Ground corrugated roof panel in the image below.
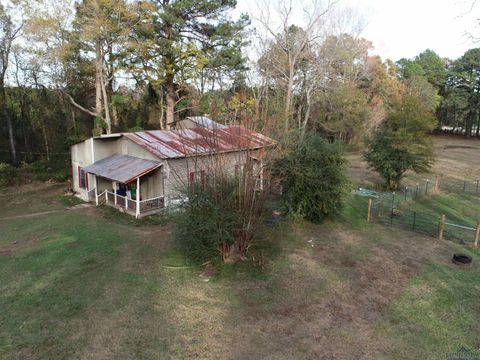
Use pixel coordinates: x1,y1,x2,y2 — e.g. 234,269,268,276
83,154,162,183
186,116,228,129
121,124,274,160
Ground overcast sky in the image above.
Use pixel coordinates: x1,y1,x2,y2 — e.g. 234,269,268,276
235,0,479,61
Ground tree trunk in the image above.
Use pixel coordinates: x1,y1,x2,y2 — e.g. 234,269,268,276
165,74,175,129
465,110,473,138
41,120,50,162
100,70,112,134
95,39,103,134
476,110,480,137
301,90,312,138
111,103,119,129
5,108,17,164
0,86,16,164
284,64,294,132
71,108,77,132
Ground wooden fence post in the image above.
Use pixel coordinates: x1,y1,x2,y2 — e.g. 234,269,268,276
367,198,372,223
438,214,446,241
434,176,440,192
475,221,480,247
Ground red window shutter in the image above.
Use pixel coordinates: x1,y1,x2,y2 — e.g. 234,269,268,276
200,170,205,185
189,171,195,185
85,173,89,191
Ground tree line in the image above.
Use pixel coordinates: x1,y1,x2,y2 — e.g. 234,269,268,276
0,0,478,169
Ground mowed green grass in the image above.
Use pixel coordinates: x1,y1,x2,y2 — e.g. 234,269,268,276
404,192,480,226
378,250,480,359
0,186,480,358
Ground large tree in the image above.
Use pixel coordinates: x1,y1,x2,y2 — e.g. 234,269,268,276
0,3,23,164
447,48,480,137
72,0,140,134
397,49,446,90
135,0,248,129
364,77,438,189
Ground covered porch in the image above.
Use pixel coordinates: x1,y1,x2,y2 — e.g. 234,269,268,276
83,154,165,218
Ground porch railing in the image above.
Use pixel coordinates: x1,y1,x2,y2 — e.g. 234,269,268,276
140,196,165,213
95,190,164,216
97,190,106,205
87,188,97,202
127,198,136,212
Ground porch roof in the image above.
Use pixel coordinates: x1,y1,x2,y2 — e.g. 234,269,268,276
83,154,162,184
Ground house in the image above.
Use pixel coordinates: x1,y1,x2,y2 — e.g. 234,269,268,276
71,117,273,218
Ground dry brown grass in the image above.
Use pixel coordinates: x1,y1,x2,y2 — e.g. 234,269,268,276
348,135,480,188
199,223,459,360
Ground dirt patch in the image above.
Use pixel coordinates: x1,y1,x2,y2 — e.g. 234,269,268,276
223,225,457,360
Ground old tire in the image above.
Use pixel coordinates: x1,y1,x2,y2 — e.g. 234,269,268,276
452,253,472,265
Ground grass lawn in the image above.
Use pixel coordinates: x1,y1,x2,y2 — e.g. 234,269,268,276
1,135,480,359
402,193,480,225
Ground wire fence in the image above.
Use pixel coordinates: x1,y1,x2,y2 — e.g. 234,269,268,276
368,196,480,246
355,178,439,209
356,177,480,205
439,178,480,196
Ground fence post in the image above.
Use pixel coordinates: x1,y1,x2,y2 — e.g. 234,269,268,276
415,184,419,199
463,180,467,193
438,214,446,241
367,198,372,223
390,193,395,226
434,176,440,192
412,211,417,231
425,180,430,195
476,180,479,195
475,221,480,247
404,187,408,201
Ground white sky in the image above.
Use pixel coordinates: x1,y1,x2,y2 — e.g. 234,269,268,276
235,0,479,61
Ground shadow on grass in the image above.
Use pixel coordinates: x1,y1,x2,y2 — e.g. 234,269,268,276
212,218,295,282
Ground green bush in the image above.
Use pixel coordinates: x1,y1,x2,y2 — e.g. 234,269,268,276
174,181,239,264
174,168,268,264
0,163,18,187
274,132,350,223
27,160,71,182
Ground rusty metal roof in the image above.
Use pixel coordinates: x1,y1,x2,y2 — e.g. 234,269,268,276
83,154,162,184
122,125,274,159
185,116,228,129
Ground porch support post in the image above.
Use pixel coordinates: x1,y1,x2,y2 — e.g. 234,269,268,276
259,164,264,191
114,181,117,206
95,175,99,206
136,177,140,218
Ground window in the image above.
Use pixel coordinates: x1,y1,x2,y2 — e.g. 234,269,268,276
78,166,88,189
189,170,205,186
